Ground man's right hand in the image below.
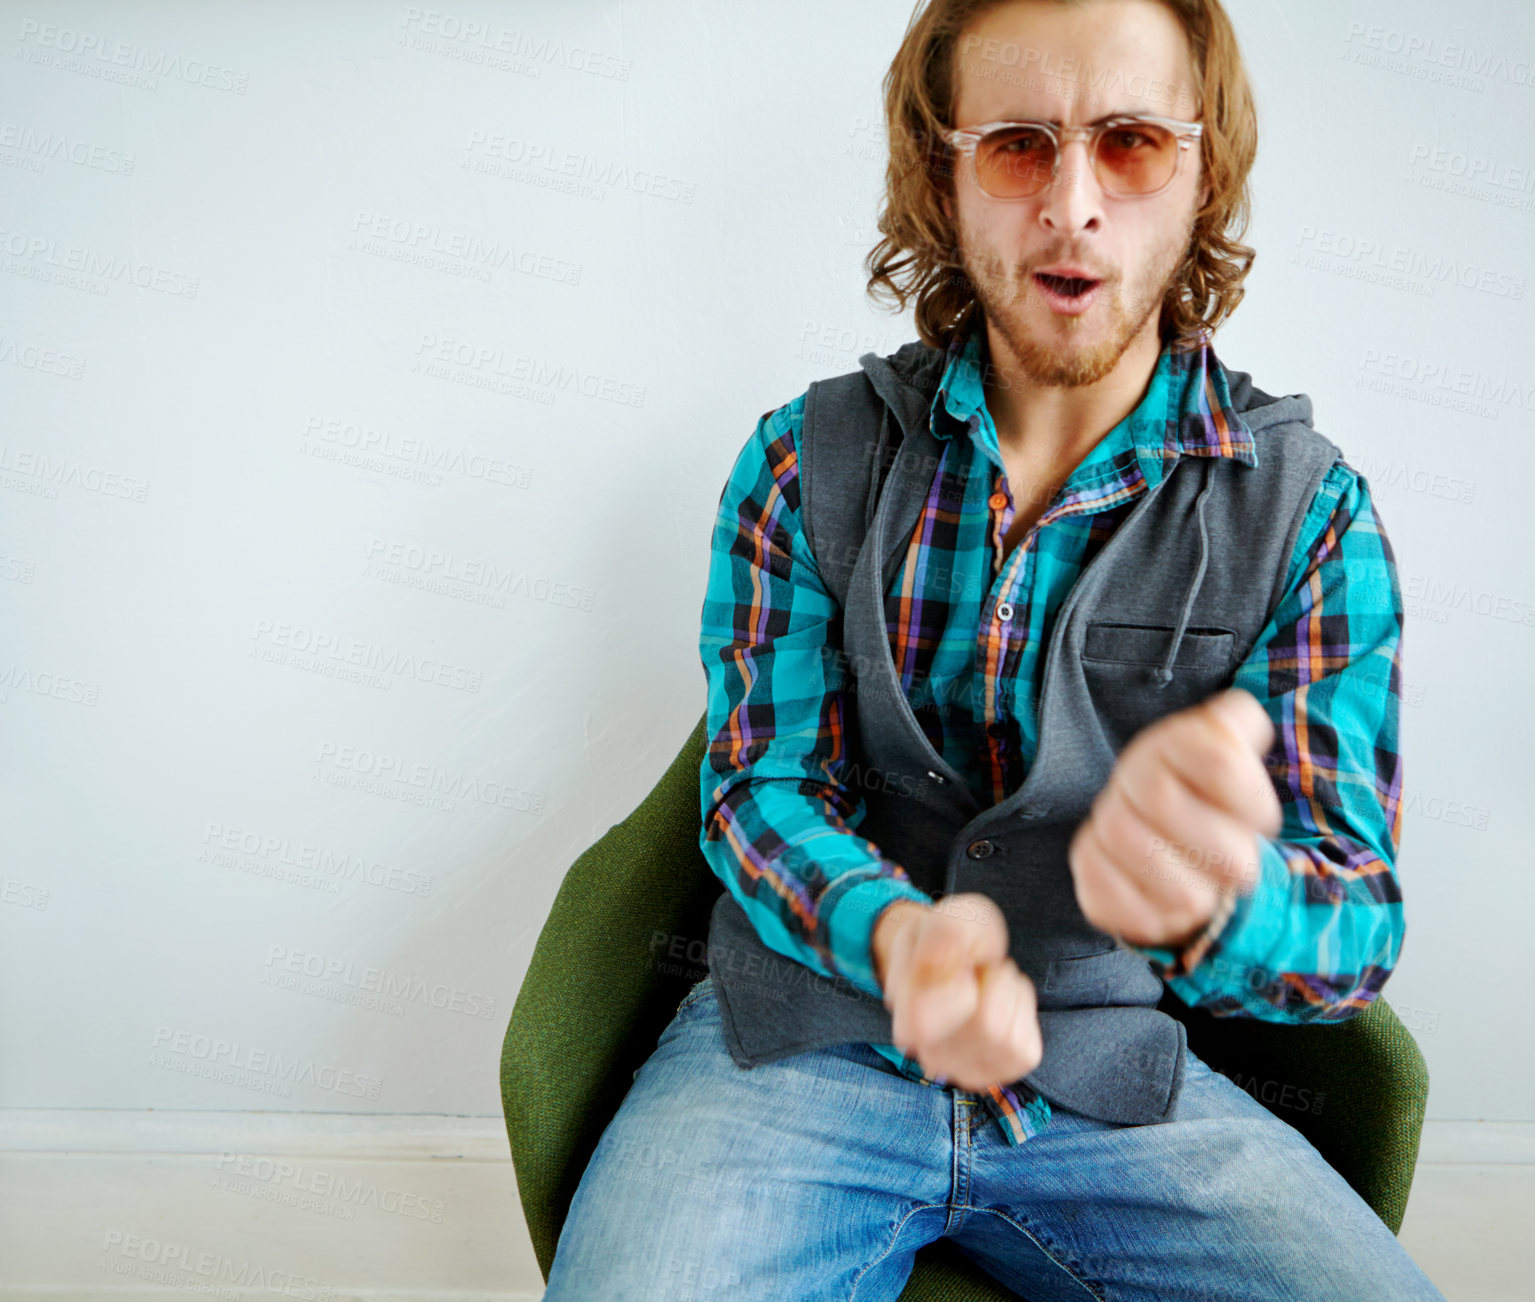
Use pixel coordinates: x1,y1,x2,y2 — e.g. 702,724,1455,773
871,893,1043,1093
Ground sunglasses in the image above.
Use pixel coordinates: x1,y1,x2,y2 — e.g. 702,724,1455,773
941,115,1204,200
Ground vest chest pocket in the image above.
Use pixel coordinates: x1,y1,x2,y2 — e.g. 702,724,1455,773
1080,621,1237,753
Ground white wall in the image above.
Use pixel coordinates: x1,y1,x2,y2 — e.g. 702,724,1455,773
1,0,1530,1296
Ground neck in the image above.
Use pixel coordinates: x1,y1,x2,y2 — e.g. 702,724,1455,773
980,317,1164,471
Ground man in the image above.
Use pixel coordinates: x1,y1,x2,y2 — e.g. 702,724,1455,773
542,1,1445,1298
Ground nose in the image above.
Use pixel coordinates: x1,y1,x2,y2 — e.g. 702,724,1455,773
1040,137,1103,235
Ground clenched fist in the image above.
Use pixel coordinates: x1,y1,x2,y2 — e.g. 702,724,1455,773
871,892,1043,1092
1068,686,1283,951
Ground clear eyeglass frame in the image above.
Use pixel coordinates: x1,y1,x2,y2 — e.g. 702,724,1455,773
940,115,1204,200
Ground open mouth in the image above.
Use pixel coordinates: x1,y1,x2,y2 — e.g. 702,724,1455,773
1035,272,1100,297
1033,271,1103,314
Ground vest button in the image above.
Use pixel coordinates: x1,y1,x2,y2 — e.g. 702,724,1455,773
966,839,995,860
926,770,947,784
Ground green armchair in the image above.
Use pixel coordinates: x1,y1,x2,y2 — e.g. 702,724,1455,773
501,713,1430,1300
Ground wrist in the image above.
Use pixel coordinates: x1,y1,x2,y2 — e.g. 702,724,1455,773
872,899,927,991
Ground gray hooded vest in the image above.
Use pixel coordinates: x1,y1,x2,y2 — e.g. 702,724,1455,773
706,337,1342,1126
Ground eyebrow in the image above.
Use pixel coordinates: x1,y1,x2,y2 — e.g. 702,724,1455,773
994,110,1154,125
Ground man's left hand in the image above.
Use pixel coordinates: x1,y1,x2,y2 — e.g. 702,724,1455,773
1067,687,1284,950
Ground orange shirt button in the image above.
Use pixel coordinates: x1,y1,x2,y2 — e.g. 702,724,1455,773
987,492,1008,510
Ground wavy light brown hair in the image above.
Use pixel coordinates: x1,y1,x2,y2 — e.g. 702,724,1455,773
864,0,1258,353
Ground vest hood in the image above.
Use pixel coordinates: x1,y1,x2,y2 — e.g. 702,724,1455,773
1222,365,1316,434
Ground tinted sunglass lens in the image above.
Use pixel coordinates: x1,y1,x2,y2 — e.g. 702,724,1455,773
976,126,1055,198
1095,122,1178,194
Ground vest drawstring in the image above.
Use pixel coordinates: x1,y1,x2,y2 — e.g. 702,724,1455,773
1153,462,1215,690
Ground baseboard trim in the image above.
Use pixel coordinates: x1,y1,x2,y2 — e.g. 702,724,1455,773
0,1110,543,1300
0,1109,511,1159
1414,1119,1535,1165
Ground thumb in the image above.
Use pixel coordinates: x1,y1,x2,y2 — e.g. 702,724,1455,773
913,901,996,985
912,926,968,985
1207,687,1274,756
1206,687,1283,835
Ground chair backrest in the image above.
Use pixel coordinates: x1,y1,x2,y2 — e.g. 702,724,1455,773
501,712,718,1281
501,712,1430,1290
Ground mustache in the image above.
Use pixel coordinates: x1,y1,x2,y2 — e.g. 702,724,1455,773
1025,264,1112,280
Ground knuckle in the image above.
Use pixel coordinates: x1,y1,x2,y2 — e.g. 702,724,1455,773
1147,761,1182,810
1015,1020,1042,1069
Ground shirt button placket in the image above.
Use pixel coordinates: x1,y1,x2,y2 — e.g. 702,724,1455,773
988,484,1010,574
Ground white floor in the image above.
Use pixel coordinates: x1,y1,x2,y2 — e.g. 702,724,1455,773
0,1111,1528,1300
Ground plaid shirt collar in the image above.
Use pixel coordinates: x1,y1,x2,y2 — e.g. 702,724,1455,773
928,311,1259,492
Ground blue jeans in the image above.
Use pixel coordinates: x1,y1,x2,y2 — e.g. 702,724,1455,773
542,974,1445,1301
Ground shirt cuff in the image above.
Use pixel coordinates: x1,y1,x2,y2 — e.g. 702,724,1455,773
818,872,933,1001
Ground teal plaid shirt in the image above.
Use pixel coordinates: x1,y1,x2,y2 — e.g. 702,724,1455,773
698,317,1405,1146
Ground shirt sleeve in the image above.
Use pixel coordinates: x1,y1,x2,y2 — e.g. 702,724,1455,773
698,396,933,1001
1126,458,1406,1023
